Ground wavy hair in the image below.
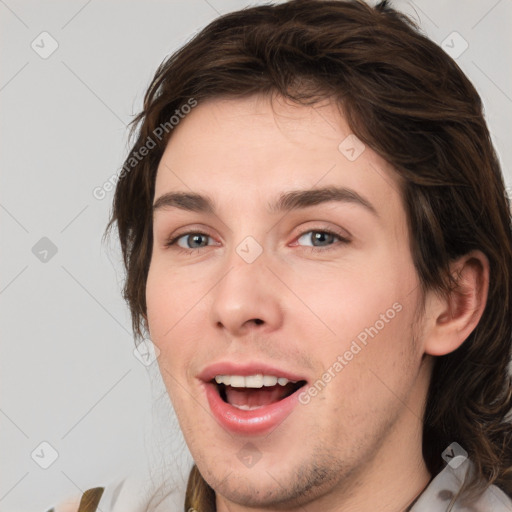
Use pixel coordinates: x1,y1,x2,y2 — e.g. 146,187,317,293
106,1,512,510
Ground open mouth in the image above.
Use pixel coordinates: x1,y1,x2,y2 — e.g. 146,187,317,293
212,375,307,411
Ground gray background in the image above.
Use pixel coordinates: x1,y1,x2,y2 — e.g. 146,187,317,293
1,0,511,510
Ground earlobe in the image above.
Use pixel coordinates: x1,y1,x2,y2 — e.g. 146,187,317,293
423,250,490,357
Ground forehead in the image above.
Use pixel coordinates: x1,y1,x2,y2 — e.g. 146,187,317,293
154,94,403,218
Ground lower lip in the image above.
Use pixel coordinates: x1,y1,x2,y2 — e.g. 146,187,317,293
203,382,303,435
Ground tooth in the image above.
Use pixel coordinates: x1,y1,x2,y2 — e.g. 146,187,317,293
232,403,263,410
214,374,299,387
262,375,278,386
230,375,246,387
245,374,264,388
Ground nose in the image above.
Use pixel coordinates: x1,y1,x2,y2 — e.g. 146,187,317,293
209,246,284,337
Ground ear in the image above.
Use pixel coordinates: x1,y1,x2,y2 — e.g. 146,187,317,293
422,250,490,356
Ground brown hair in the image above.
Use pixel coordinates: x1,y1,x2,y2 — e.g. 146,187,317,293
106,1,512,510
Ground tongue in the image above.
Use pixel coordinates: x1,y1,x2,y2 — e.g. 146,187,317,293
225,384,294,409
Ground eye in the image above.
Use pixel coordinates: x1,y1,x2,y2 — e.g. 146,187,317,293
294,228,349,251
166,232,216,251
164,227,349,254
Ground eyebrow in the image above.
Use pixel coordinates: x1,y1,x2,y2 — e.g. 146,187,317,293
152,186,378,217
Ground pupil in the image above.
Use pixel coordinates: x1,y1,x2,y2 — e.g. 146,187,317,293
313,231,333,246
190,234,206,247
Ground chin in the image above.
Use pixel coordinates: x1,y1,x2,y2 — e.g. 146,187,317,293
196,446,346,510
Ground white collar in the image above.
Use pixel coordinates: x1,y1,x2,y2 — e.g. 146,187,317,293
411,458,512,511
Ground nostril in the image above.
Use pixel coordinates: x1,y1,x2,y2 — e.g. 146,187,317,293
253,319,264,325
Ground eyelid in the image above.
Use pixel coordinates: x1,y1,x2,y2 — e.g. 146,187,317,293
289,227,351,253
290,223,351,244
165,229,219,249
164,223,218,243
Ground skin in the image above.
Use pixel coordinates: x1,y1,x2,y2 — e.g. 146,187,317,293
145,94,489,512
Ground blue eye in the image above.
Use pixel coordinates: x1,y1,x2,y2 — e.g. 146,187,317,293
297,230,340,247
169,233,213,250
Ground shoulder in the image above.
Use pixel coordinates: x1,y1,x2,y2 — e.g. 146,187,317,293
50,487,105,512
48,470,186,512
47,496,81,512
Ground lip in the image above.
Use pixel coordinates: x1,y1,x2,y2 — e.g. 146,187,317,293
199,361,308,435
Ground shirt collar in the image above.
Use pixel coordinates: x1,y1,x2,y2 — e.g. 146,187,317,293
411,458,512,511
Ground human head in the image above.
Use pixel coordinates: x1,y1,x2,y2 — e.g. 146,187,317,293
107,0,512,510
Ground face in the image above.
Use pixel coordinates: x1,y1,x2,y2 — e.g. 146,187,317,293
146,95,430,509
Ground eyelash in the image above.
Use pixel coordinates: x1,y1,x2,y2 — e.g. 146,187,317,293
164,227,350,255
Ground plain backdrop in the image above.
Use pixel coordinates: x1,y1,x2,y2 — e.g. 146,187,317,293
1,0,511,510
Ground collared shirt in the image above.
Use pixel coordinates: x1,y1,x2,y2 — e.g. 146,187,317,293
411,458,512,511
48,459,512,512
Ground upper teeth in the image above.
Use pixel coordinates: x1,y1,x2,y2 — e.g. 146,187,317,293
214,374,296,388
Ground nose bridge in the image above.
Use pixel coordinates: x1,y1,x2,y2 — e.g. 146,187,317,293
209,234,283,334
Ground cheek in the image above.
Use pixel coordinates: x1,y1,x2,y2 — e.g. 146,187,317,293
145,259,200,338
324,291,420,416
145,259,221,397
292,249,417,346
145,263,194,367
290,250,421,412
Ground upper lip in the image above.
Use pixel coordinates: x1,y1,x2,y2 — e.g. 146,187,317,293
198,361,309,383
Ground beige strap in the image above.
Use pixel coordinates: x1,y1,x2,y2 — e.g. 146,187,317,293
77,487,105,512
